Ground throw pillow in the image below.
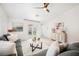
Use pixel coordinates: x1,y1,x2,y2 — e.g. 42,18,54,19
46,41,60,56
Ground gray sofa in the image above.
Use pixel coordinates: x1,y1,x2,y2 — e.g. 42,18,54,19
15,40,79,56
58,42,79,56
33,49,48,56
32,42,79,56
15,39,23,56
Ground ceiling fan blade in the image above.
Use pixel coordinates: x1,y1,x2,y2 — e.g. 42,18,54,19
44,3,49,8
33,3,50,13
33,7,44,9
46,9,50,12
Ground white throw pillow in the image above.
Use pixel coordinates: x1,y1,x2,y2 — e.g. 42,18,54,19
0,41,17,56
7,33,18,42
46,41,60,56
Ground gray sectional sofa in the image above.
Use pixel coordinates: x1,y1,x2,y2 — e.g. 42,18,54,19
15,39,79,56
15,39,23,56
1,36,79,56
58,42,79,56
32,42,79,56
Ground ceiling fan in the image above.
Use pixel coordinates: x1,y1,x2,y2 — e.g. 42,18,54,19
34,3,50,12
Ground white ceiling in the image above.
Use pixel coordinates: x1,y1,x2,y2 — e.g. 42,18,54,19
1,3,79,22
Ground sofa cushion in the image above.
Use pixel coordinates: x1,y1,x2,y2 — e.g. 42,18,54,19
46,41,60,56
0,36,7,41
58,50,79,56
7,54,16,56
0,41,17,56
0,34,10,41
33,49,48,56
67,42,79,50
15,39,23,56
7,33,18,42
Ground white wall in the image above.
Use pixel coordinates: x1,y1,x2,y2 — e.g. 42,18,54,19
0,5,9,36
42,5,79,44
8,18,42,41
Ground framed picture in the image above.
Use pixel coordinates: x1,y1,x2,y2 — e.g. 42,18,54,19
28,24,37,35
11,22,23,32
33,27,36,35
12,26,23,32
28,24,32,35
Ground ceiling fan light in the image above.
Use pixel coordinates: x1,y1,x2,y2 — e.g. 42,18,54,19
43,8,47,11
